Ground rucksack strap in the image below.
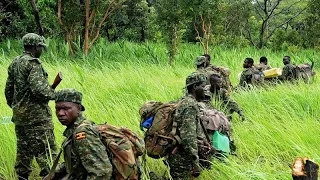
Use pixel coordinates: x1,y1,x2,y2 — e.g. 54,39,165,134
48,135,72,179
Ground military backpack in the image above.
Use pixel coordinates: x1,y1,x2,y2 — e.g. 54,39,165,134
294,62,315,82
97,124,145,180
139,101,181,159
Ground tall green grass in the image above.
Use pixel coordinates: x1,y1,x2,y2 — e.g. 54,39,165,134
0,39,319,179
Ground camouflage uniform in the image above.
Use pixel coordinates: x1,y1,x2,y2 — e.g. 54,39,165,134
239,67,256,87
195,56,232,91
204,85,243,120
254,63,271,71
55,89,113,180
279,64,297,81
4,33,57,178
165,73,207,180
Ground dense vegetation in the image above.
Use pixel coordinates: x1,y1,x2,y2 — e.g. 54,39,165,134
1,0,320,54
0,40,319,179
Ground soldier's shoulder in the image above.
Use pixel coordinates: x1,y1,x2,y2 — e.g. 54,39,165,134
177,95,198,110
74,120,96,134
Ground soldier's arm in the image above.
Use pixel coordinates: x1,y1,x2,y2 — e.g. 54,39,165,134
279,66,289,80
178,105,200,167
239,71,248,87
5,64,14,108
28,59,55,101
221,90,242,115
74,125,112,180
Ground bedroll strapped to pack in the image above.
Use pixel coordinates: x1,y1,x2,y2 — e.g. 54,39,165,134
139,101,181,159
97,124,145,180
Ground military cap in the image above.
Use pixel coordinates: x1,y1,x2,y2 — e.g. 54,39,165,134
55,88,85,111
22,33,47,47
186,73,207,87
195,56,206,65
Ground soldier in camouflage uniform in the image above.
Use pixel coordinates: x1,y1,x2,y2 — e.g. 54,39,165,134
238,57,258,88
165,73,208,179
254,56,271,71
279,56,297,81
195,55,232,92
205,74,245,121
4,33,57,179
50,88,113,179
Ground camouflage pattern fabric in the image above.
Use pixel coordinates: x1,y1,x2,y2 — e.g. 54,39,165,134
196,64,232,92
15,123,57,177
97,124,145,180
166,95,205,179
239,67,256,87
279,64,298,81
254,63,271,71
62,115,113,180
55,88,85,111
5,47,56,178
22,33,47,47
194,56,206,66
5,52,55,125
204,85,243,119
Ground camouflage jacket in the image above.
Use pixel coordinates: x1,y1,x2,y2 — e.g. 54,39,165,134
254,63,271,71
171,95,206,168
5,52,55,126
62,115,113,180
239,67,256,87
279,64,297,81
196,65,232,91
204,85,242,115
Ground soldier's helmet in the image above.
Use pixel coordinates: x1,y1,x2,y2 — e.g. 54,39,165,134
195,56,206,66
186,72,207,87
22,33,47,47
55,88,85,111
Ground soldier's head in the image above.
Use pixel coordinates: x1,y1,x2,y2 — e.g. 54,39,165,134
22,33,47,58
55,88,85,126
195,56,208,68
186,73,207,101
243,57,254,68
283,56,291,65
260,56,268,65
203,54,211,65
209,73,222,91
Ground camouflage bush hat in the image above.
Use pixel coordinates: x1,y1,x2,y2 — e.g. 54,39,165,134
186,73,207,87
55,88,85,111
22,33,47,47
195,56,206,65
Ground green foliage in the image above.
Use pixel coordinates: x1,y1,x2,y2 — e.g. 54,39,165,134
0,40,319,179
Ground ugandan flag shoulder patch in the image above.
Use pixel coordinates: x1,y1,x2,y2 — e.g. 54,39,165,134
75,132,86,140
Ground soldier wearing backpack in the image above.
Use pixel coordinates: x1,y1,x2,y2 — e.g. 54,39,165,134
166,73,209,179
45,88,113,180
254,56,271,71
279,56,297,81
195,54,232,92
238,57,263,88
205,74,245,121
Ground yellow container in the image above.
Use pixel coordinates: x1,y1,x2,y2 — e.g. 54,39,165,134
263,68,282,79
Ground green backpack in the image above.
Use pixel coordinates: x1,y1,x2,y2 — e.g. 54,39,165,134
139,101,181,159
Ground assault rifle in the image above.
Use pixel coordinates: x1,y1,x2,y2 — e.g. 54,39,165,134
51,72,63,89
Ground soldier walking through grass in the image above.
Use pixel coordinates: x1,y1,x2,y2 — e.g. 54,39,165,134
4,33,57,179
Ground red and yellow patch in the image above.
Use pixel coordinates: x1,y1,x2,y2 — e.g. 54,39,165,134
75,132,86,140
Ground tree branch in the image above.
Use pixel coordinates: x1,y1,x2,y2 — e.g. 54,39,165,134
267,7,307,39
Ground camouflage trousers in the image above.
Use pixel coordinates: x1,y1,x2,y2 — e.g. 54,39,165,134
166,152,194,180
15,123,57,178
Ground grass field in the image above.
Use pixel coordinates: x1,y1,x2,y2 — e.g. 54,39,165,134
0,39,319,179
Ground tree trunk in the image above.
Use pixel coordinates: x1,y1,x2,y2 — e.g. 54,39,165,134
29,0,44,35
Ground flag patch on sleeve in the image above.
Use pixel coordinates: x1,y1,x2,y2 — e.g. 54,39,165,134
75,132,86,140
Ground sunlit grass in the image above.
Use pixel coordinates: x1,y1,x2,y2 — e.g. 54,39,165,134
0,39,319,179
